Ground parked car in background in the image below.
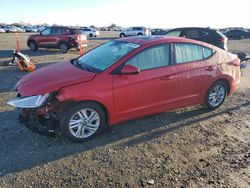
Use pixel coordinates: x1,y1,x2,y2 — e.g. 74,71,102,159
8,36,240,141
22,26,38,32
37,26,47,32
119,27,151,37
165,27,228,51
14,26,25,33
223,29,250,39
100,27,108,31
4,26,18,33
151,28,167,35
27,26,87,53
80,28,100,37
0,28,5,33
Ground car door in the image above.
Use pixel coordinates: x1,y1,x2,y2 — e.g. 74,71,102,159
38,27,52,46
171,43,205,106
49,27,62,46
126,27,134,36
113,44,176,120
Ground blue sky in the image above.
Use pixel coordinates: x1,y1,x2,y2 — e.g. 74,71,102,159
0,0,249,28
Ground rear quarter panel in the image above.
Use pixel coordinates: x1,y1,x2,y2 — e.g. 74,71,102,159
199,48,240,103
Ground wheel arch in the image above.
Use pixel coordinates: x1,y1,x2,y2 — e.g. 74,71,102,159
120,33,126,37
213,78,231,95
27,39,37,46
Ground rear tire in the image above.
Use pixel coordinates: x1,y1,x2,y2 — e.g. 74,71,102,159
89,33,93,38
205,81,227,110
59,43,69,53
137,33,143,36
120,33,126,38
28,41,38,51
59,102,107,142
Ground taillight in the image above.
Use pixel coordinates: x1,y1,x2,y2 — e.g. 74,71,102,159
218,37,224,42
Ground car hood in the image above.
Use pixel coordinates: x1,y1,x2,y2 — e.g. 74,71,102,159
16,61,96,96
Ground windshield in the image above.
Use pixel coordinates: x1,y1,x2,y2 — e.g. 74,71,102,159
77,41,140,72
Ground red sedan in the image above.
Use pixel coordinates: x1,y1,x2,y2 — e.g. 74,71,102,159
8,36,241,141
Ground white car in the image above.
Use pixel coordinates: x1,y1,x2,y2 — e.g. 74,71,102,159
4,26,18,33
119,27,151,37
0,28,5,33
14,27,25,33
80,28,100,37
22,26,37,32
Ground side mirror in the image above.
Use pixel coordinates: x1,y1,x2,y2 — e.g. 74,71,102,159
120,64,140,75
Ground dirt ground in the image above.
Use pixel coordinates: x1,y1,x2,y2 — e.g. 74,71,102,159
0,32,250,188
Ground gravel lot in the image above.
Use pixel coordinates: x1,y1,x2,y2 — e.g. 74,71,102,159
0,33,250,187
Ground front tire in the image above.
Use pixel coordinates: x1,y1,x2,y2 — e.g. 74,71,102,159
60,102,106,142
28,41,38,51
205,81,227,110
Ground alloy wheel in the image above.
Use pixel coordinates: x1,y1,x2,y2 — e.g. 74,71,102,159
68,108,100,139
208,84,226,107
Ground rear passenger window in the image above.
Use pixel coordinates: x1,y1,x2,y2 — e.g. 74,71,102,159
203,47,213,59
126,44,170,70
166,30,181,37
175,43,203,64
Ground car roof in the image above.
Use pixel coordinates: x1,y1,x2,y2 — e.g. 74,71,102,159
115,36,213,47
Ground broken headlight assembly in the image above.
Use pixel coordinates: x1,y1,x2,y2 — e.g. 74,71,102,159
7,93,51,109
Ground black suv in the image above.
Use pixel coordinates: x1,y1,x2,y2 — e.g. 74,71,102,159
223,29,250,39
165,27,228,51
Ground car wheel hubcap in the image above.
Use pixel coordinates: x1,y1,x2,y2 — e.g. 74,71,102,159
208,85,225,107
60,44,67,52
69,108,100,138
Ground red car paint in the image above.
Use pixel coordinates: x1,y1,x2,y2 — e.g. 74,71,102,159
16,36,241,125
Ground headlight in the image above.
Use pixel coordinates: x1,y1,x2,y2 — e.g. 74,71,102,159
7,93,50,108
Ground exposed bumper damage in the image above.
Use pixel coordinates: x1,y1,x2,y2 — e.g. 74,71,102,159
17,95,67,137
19,110,57,137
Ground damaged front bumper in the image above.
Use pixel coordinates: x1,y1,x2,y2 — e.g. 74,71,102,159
8,92,65,137
19,109,58,137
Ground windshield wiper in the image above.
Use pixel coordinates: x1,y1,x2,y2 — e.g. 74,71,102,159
71,59,89,71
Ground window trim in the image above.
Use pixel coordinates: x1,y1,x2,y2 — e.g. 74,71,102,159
112,43,174,75
173,42,215,65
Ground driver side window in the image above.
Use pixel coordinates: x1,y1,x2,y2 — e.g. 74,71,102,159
41,28,51,35
126,44,170,71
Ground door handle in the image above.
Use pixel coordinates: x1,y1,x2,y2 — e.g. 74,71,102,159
206,66,215,71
